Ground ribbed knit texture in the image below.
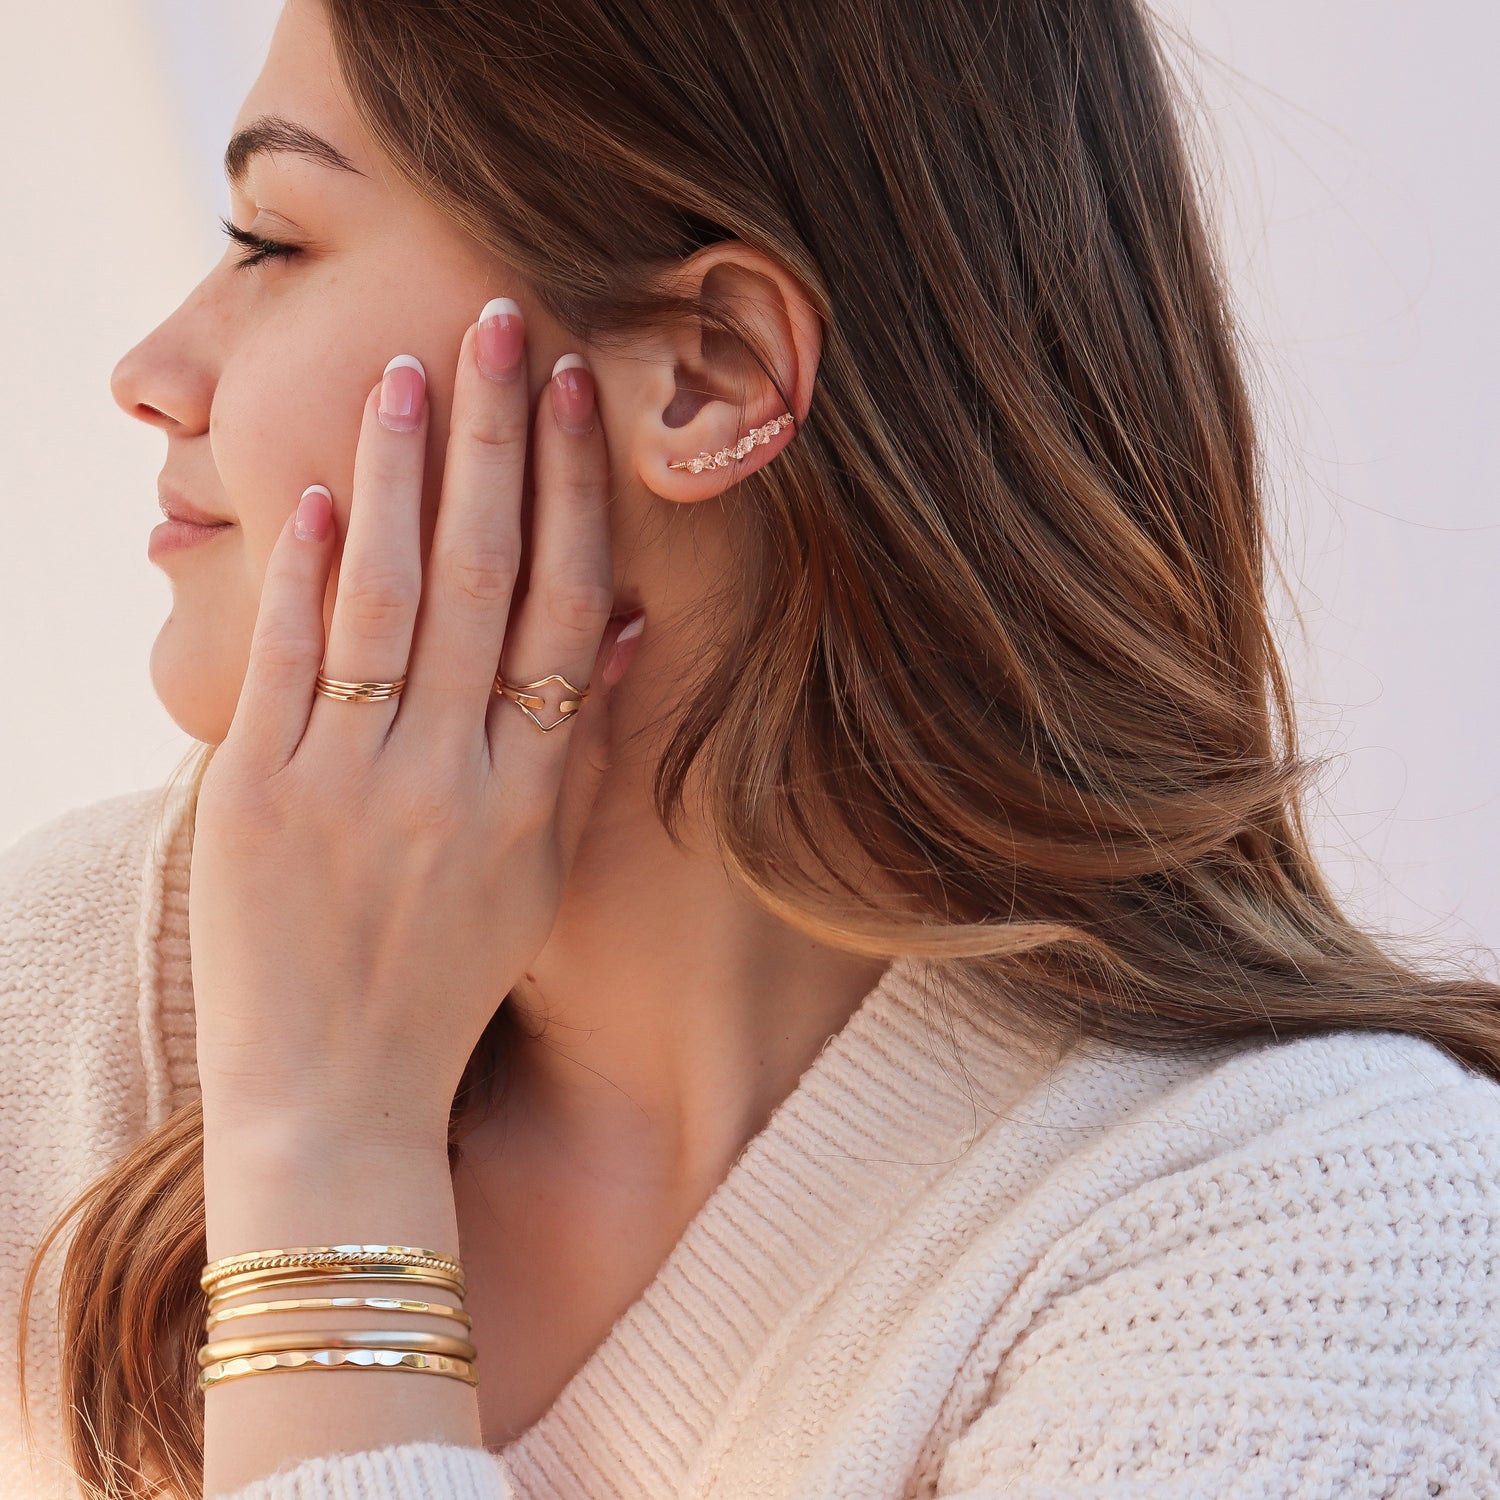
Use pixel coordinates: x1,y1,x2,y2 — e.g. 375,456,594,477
2,784,1498,1499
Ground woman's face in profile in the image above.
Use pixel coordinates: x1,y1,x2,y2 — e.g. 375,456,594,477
110,0,643,746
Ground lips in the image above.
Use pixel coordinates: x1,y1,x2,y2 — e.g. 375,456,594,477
158,486,232,527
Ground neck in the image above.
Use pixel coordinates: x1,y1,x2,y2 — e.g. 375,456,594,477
479,753,892,1198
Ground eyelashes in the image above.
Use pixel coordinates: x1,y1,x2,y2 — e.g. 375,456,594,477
217,215,302,272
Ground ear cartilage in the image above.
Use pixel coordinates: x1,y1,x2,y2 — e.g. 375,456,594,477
668,412,796,473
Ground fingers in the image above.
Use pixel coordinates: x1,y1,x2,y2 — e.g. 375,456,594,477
484,352,615,802
395,301,528,738
235,302,630,841
310,356,430,755
226,486,338,774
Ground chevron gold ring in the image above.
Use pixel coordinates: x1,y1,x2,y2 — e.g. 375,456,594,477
493,672,591,732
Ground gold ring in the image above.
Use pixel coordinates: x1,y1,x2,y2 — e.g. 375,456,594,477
494,672,591,732
315,669,407,703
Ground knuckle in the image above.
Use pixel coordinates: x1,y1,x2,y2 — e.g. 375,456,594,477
341,563,420,634
438,539,520,608
254,624,317,675
199,757,292,844
457,409,526,457
545,576,614,634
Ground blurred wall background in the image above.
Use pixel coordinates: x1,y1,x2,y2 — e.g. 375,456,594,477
1,0,1495,966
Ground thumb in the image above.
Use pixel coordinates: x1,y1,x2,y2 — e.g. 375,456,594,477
553,609,646,862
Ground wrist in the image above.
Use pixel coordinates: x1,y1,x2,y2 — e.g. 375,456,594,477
199,1091,454,1165
200,1103,459,1264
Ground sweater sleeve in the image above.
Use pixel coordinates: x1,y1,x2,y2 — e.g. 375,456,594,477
211,1441,519,1500
930,1070,1500,1499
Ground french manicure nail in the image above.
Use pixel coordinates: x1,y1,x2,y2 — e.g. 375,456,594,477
380,354,426,432
478,297,525,381
551,353,595,434
604,610,646,689
295,485,333,543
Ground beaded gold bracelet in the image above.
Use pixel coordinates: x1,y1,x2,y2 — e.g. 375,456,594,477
201,1244,465,1298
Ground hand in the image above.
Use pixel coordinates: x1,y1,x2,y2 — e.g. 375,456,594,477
188,303,646,1147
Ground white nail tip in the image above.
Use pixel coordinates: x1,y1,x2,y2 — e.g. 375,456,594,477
552,353,588,377
301,485,333,501
480,297,522,322
615,614,645,645
384,354,426,378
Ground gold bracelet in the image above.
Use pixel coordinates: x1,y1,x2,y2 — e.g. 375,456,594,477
199,1330,477,1368
206,1264,464,1306
202,1245,465,1298
205,1294,472,1332
198,1349,477,1392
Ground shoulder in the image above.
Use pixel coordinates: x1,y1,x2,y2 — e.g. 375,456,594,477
0,785,184,1003
0,784,180,911
1021,1027,1498,1338
937,1028,1500,1495
0,782,195,1141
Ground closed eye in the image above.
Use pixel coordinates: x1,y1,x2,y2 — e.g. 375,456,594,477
218,215,302,271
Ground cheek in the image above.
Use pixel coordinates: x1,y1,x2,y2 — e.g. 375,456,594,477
211,338,370,552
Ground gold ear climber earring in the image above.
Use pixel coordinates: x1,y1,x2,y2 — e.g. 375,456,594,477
668,412,796,474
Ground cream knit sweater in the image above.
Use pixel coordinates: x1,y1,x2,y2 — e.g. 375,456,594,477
1,783,1497,1500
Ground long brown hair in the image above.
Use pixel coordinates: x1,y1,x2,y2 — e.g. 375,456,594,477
20,0,1499,1492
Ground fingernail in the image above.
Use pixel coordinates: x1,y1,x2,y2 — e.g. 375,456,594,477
551,353,595,434
380,354,426,432
604,610,645,689
477,298,525,381
295,485,333,543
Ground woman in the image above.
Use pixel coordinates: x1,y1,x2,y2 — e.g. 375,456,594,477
5,0,1498,1495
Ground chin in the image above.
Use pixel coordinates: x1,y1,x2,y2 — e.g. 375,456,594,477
150,620,236,746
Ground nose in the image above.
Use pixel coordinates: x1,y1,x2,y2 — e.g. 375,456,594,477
110,283,217,436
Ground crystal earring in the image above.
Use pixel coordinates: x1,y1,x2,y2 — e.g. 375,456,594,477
668,412,796,474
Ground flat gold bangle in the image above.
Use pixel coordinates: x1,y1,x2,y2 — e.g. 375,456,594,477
206,1264,464,1304
199,1349,477,1391
205,1294,472,1331
199,1330,477,1368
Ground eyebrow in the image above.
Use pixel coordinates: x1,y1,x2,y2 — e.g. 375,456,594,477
224,114,365,191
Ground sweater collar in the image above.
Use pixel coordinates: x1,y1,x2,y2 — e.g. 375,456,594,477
136,774,201,1128
499,953,1056,1495
137,780,1058,1494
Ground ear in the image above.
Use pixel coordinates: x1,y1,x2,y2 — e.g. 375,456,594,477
623,243,823,504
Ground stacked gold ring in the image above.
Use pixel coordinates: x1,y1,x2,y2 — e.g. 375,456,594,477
313,671,407,703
